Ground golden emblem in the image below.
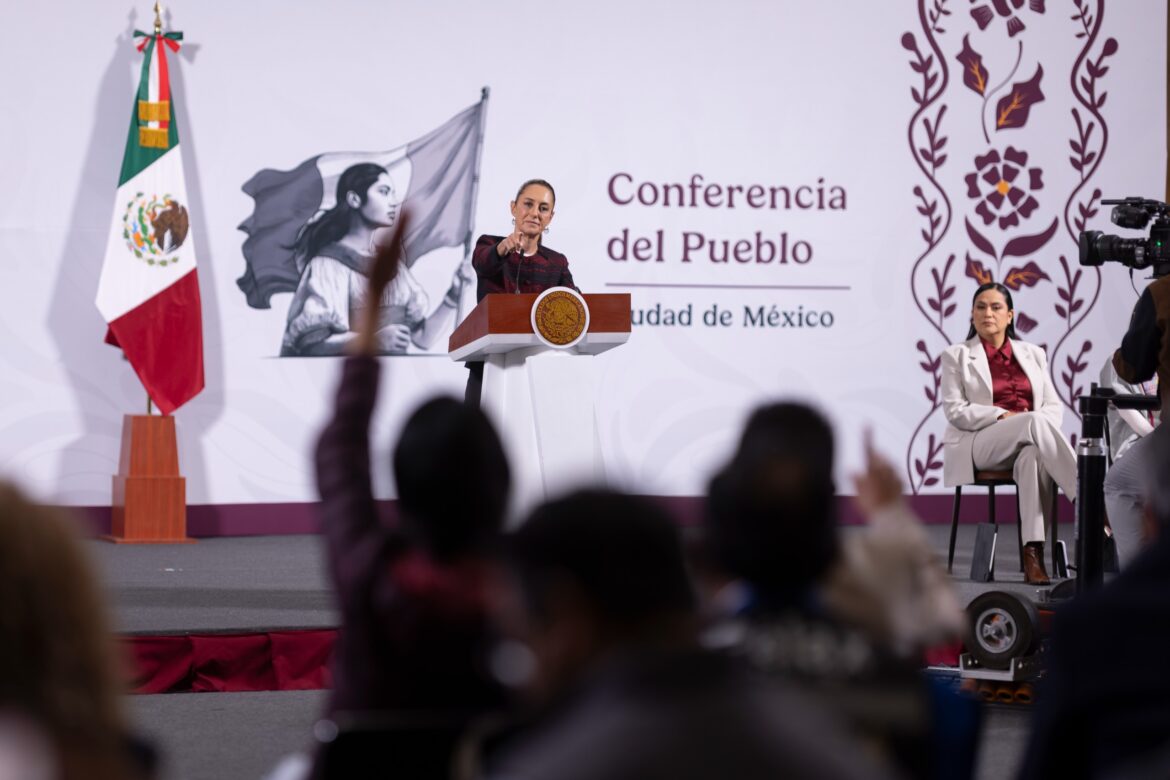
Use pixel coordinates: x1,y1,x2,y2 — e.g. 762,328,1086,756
532,289,588,347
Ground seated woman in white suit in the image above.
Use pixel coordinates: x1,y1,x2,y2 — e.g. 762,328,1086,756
941,282,1077,584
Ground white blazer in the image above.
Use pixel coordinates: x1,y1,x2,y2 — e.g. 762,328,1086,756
940,336,1064,486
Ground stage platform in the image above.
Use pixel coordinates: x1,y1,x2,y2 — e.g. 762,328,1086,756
93,523,1042,780
90,523,1064,637
89,521,1069,695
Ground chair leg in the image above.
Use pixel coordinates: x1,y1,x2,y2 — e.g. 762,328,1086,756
1016,489,1024,572
948,487,962,573
1050,480,1060,574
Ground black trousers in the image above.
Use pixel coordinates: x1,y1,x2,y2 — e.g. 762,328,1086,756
465,361,484,407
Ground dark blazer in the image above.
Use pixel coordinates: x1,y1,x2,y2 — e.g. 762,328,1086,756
471,234,576,301
1018,532,1170,778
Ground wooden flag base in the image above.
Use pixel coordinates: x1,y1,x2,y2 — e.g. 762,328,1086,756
102,414,194,544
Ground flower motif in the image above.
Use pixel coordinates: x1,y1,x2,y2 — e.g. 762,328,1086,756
970,0,1046,38
964,147,1043,230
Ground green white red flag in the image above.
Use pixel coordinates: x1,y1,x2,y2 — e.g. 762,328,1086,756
96,27,204,414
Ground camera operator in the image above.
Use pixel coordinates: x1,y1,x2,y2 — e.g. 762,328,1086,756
1080,197,1170,567
1105,274,1170,564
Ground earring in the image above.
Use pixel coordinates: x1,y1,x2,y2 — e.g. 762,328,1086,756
543,227,550,235
511,218,516,225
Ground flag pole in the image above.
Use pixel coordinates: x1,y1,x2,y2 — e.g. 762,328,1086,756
455,87,490,324
147,0,162,420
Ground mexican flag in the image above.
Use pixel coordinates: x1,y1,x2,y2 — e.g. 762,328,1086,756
96,28,204,415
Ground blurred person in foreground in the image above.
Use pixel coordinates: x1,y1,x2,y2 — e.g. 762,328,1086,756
479,489,890,780
311,211,511,777
0,482,153,780
1098,356,1159,567
704,403,967,779
1018,423,1170,779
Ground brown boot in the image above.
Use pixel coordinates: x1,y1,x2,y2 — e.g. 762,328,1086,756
1023,542,1051,585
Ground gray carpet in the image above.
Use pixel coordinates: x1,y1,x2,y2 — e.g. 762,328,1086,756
88,535,336,634
129,690,327,780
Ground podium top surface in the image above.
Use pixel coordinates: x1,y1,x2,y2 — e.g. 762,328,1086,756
448,292,631,361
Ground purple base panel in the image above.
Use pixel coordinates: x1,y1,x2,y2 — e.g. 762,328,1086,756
71,494,1074,538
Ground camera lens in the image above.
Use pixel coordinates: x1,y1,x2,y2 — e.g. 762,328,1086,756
1079,231,1104,266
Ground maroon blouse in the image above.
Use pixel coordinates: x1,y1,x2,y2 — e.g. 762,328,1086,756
982,338,1034,414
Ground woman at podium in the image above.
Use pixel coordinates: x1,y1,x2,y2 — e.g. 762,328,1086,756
465,179,578,404
471,179,577,299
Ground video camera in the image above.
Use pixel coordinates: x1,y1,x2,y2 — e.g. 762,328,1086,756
1078,197,1170,276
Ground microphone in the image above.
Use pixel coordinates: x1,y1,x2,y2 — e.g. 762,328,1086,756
513,245,525,293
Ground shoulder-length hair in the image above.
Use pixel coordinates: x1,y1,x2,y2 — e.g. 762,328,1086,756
965,281,1019,340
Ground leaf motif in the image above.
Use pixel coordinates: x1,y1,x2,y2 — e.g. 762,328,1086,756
924,477,940,487
1055,304,1068,318
965,254,993,285
1070,299,1084,313
928,297,941,312
1002,261,1053,290
966,218,998,259
942,285,955,301
912,87,923,104
1015,311,1039,333
935,154,948,168
996,64,1046,130
1070,139,1083,155
1002,218,1060,259
943,303,956,317
955,34,990,96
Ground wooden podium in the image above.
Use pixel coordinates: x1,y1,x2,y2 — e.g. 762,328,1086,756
449,292,631,521
103,414,193,544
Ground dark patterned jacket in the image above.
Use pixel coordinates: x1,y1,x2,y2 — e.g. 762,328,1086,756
472,234,577,301
1114,274,1170,419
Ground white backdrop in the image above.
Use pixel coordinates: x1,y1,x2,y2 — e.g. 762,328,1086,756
0,1,1164,508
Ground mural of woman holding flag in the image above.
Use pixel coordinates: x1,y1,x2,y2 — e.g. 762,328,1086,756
280,162,473,356
237,93,490,358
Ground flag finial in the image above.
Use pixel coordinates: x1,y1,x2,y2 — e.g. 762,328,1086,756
153,2,163,34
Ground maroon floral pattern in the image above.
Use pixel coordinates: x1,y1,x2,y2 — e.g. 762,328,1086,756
902,0,1115,492
970,0,1047,38
965,147,1043,229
